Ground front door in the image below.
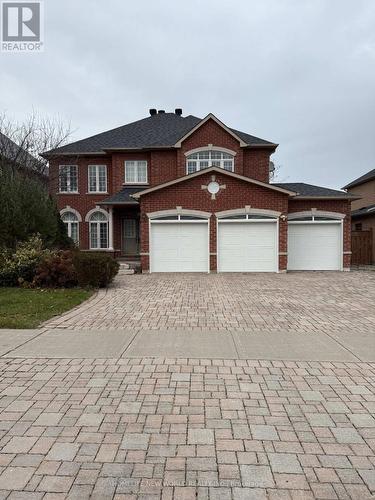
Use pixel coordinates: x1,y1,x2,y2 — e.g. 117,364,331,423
122,218,140,256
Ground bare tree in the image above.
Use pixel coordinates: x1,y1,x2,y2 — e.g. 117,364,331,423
269,162,289,183
0,112,74,249
0,111,72,180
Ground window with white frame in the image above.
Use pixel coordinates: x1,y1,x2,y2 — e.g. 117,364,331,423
59,165,78,192
88,165,107,192
288,213,343,222
186,150,234,174
61,211,79,244
125,161,147,184
89,211,108,249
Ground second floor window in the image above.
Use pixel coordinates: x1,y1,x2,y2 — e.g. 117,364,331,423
125,160,147,184
59,165,78,192
88,165,107,192
186,150,234,174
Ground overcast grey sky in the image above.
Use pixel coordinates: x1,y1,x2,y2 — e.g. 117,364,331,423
1,0,374,188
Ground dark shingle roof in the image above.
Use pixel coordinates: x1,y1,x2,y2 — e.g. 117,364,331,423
351,203,375,218
343,169,375,190
274,182,356,199
99,187,141,205
0,131,46,174
44,113,275,155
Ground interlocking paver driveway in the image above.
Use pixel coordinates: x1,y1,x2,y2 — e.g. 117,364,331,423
0,357,375,498
46,271,375,333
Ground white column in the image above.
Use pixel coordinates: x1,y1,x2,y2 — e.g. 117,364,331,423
108,206,114,250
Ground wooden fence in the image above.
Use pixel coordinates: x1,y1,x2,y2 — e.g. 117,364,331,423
351,229,373,265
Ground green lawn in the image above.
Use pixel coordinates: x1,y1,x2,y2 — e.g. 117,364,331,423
0,288,93,329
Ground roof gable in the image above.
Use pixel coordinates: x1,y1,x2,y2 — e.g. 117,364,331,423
132,166,296,199
174,114,248,147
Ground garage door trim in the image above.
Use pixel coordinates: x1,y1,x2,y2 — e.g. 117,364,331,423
217,215,279,273
149,211,210,273
288,219,343,271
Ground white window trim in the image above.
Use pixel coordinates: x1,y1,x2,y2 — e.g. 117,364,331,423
288,210,346,221
86,208,109,250
88,164,107,193
59,165,78,193
216,207,281,219
185,148,235,174
85,206,109,222
60,209,80,244
124,160,148,184
148,208,211,219
60,206,82,222
184,145,237,157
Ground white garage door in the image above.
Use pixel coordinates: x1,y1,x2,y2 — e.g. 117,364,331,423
150,222,208,272
288,223,342,270
218,221,278,272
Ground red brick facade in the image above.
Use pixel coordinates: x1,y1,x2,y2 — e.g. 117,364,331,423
49,116,351,271
139,172,289,271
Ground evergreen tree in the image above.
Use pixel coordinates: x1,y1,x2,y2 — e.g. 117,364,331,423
0,167,71,250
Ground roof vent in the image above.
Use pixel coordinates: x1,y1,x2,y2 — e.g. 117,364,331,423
158,109,165,114
175,108,183,116
149,108,157,116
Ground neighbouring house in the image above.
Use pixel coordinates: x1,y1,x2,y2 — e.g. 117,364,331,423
0,131,47,184
343,169,375,264
43,109,355,273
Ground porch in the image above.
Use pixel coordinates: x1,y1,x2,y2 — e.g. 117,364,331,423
99,187,141,258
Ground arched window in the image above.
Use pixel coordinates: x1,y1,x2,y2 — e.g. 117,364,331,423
186,149,234,174
61,211,79,244
89,211,108,249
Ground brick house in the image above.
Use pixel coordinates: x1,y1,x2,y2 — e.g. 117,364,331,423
44,109,354,272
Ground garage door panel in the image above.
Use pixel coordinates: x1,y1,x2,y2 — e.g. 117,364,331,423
288,223,341,271
218,222,277,272
151,223,208,272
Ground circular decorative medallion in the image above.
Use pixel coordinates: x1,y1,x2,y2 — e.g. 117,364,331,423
201,175,226,200
207,181,220,195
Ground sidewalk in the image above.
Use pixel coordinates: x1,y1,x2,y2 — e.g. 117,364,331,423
1,327,374,362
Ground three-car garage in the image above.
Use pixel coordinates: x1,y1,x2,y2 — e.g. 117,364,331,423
148,210,344,273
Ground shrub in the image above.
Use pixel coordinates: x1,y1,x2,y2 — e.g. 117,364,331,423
0,234,46,286
32,250,78,288
73,252,119,288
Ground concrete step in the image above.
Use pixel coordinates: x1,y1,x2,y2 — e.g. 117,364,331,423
118,269,135,275
119,262,130,270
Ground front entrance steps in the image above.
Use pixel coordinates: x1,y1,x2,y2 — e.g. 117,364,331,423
118,262,134,275
117,259,141,275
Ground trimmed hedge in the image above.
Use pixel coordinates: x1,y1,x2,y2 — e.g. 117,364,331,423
33,250,77,288
1,235,120,289
73,252,119,288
